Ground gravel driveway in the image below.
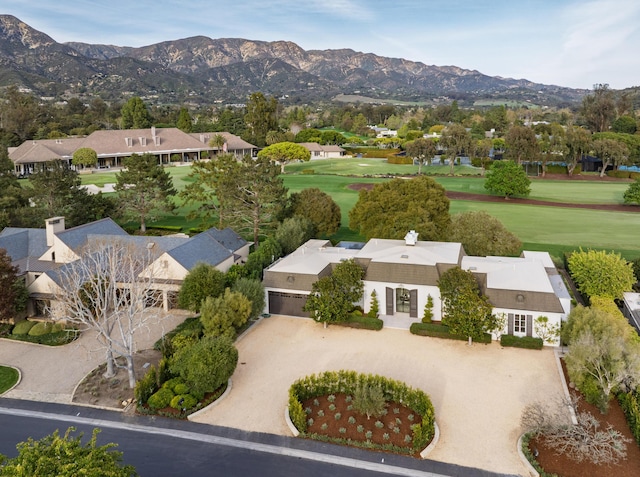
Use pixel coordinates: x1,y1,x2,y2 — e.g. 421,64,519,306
191,315,564,476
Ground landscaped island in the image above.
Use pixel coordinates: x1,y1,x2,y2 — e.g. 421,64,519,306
288,370,436,456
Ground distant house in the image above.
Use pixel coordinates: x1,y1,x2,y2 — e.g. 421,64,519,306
8,128,257,175
298,142,346,159
263,232,571,345
0,217,250,315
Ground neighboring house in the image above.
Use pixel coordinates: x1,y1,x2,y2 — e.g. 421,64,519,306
263,232,571,345
622,292,640,334
298,142,346,159
8,128,257,175
0,217,250,315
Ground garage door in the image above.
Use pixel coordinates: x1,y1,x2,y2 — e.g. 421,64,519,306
268,291,310,317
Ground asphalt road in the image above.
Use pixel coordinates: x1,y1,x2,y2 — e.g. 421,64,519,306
0,399,516,477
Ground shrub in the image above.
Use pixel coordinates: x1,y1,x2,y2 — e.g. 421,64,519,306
162,377,185,392
147,387,174,410
231,277,266,320
618,391,640,446
12,320,35,335
387,156,413,165
335,314,383,331
134,366,158,405
170,336,238,396
174,383,190,395
170,393,198,410
28,322,53,336
606,170,631,179
410,322,492,343
301,169,314,174
499,334,544,349
334,412,342,420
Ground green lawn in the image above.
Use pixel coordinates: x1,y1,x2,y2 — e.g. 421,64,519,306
0,366,19,393
76,163,640,261
285,158,484,176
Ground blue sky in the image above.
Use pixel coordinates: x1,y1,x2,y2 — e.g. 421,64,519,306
4,0,639,90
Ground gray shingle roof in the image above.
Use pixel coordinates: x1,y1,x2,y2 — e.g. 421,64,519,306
56,218,128,252
202,227,247,253
0,228,49,274
167,231,233,269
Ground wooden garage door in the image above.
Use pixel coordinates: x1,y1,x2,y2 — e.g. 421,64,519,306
268,291,310,317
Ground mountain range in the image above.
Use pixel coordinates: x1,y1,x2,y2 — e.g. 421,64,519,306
0,14,588,107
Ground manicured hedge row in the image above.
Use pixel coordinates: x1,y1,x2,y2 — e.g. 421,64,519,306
409,322,492,344
334,314,383,331
288,370,435,452
387,156,414,165
618,390,640,446
500,334,544,349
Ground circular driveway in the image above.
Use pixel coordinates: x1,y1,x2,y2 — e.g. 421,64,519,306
191,315,564,476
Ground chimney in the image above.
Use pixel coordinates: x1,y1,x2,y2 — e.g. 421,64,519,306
151,126,156,137
45,217,65,247
404,230,419,246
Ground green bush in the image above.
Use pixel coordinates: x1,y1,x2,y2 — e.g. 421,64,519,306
12,320,35,335
147,387,174,410
335,314,383,331
162,377,186,392
174,383,190,395
499,334,544,349
410,322,492,343
170,394,198,410
630,171,640,181
134,365,158,405
146,225,183,232
28,322,54,336
618,390,640,446
606,169,631,179
579,374,608,410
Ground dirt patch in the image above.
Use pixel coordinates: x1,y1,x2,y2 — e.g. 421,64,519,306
346,182,640,212
301,392,422,454
72,349,162,410
529,359,640,477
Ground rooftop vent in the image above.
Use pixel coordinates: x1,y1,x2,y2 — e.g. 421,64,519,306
401,254,409,259
404,230,419,246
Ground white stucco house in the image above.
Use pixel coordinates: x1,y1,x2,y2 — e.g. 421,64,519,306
263,232,571,346
0,217,250,316
298,142,347,159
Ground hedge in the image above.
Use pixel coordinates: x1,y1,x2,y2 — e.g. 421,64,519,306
387,156,414,165
288,370,435,452
334,314,383,331
409,322,492,344
499,334,544,349
618,390,640,446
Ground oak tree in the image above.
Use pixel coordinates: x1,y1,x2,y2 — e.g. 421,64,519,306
349,176,450,241
505,125,539,165
405,137,437,174
447,211,521,256
287,188,341,236
257,141,310,173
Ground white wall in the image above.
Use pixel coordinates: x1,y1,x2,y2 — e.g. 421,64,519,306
363,281,442,320
491,308,564,346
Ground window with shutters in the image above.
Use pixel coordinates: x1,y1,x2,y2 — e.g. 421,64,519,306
514,314,526,334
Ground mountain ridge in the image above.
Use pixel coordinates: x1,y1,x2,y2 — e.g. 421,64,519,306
0,14,588,106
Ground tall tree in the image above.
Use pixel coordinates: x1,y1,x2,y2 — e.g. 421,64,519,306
438,266,495,345
0,86,43,143
176,107,193,132
484,160,531,199
0,146,28,228
349,176,450,241
440,124,472,175
208,133,226,155
0,249,28,322
24,160,105,227
447,211,521,256
405,137,437,174
215,155,287,246
120,97,152,129
581,84,616,133
565,125,592,175
592,138,629,177
0,427,137,477
287,188,341,237
257,141,311,173
505,125,539,165
244,92,278,147
180,158,225,229
115,154,176,232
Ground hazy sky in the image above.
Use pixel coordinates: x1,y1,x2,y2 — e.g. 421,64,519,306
5,0,639,90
